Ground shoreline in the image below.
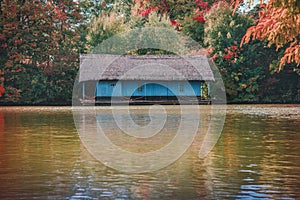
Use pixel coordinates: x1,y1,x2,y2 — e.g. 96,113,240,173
1,102,300,106
0,103,300,107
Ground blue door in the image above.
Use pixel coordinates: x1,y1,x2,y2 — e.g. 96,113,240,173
122,81,145,97
96,81,117,97
145,83,168,96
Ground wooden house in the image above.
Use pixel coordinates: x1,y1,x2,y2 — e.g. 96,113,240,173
79,54,214,105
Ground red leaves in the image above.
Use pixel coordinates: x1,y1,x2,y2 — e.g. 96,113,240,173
170,19,182,32
55,6,67,21
223,45,241,61
9,5,16,13
193,14,205,23
9,51,21,60
14,38,22,45
223,54,231,59
170,19,177,26
139,8,151,16
196,0,208,9
0,86,5,97
0,0,82,103
13,22,18,28
193,0,210,23
137,6,158,17
231,45,238,50
0,33,6,41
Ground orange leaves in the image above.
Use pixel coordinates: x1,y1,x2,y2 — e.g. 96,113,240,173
279,42,300,70
234,0,300,69
231,0,243,13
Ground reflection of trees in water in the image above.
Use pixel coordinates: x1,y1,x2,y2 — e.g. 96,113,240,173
202,113,300,199
95,108,180,153
0,107,299,199
0,108,81,198
0,112,5,154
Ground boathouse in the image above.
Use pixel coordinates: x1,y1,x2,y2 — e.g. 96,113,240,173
79,54,214,105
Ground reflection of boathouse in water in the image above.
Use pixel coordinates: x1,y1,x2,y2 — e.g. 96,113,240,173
79,54,214,105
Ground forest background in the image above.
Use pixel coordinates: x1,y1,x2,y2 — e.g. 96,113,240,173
0,0,299,104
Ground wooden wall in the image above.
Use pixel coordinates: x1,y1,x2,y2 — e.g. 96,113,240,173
96,81,202,97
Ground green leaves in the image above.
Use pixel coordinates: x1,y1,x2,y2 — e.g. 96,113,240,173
204,2,266,102
233,0,300,69
0,0,82,104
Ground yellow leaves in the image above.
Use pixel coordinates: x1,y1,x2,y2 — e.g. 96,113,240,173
272,0,300,14
227,32,232,39
241,84,247,89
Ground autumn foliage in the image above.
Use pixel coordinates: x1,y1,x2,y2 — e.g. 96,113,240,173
0,0,299,104
231,0,300,70
0,0,82,103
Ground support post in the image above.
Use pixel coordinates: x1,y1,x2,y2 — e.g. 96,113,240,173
200,81,203,99
82,82,85,100
207,82,210,99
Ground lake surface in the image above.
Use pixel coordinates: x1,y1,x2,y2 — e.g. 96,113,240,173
0,105,299,199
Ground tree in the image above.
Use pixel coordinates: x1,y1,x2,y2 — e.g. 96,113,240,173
205,1,300,102
231,0,300,71
86,11,129,51
86,9,186,55
205,1,269,102
0,0,82,104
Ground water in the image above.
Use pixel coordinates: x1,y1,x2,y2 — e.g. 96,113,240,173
0,105,299,199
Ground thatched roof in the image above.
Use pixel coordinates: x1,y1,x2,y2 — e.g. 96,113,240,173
79,54,214,82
